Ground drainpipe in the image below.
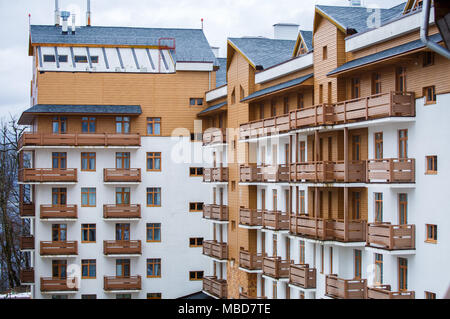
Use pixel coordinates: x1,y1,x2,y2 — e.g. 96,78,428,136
420,0,450,59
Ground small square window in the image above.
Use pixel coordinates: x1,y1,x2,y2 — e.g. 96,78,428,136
425,291,436,299
189,202,203,212
323,46,328,60
189,238,203,247
426,156,437,174
189,167,203,177
74,55,88,63
81,224,96,243
147,293,162,299
189,271,203,281
426,224,437,243
43,55,56,62
423,52,434,67
423,86,436,104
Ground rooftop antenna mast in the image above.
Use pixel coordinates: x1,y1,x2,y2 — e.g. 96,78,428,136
54,0,60,26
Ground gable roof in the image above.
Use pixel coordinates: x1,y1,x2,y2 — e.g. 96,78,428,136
293,30,313,56
215,58,227,87
29,25,216,63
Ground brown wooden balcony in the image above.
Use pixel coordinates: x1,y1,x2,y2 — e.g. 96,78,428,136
104,168,141,183
239,293,267,299
203,204,229,221
263,210,289,231
240,113,291,140
240,165,261,182
289,264,316,289
367,223,415,250
203,167,228,182
203,276,227,299
203,240,228,260
326,219,367,242
325,275,367,299
20,203,35,218
103,240,142,256
240,165,289,183
263,257,292,279
20,268,35,284
290,161,366,183
40,277,79,292
20,236,35,250
40,205,77,220
18,168,77,183
103,204,141,219
368,285,415,299
239,208,263,227
104,276,142,291
40,241,78,256
19,132,141,149
239,249,264,271
203,128,226,146
367,158,415,183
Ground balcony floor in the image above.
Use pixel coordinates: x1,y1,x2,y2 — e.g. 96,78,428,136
262,274,289,283
288,283,317,292
365,246,416,255
238,267,263,274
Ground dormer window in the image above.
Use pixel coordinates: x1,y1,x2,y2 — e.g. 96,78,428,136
43,55,68,63
75,55,88,63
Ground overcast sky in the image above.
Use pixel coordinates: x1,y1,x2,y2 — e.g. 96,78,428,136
0,0,405,120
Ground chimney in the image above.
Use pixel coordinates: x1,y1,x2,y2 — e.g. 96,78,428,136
211,47,220,58
273,23,299,40
61,11,70,34
54,0,60,26
71,14,76,34
86,0,92,26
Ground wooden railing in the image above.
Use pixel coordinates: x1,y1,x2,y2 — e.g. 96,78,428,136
103,240,142,255
368,285,415,299
40,277,79,292
290,215,328,240
104,168,141,183
203,240,228,260
239,250,264,271
240,165,261,182
203,276,227,299
20,236,35,250
325,275,367,299
239,293,267,299
203,204,229,221
19,132,141,148
367,223,415,250
104,276,141,291
289,264,316,289
40,205,77,219
240,165,289,183
367,158,415,183
40,241,78,256
18,168,77,183
20,268,35,284
290,161,366,183
239,208,263,227
203,128,226,146
263,210,289,231
20,203,35,217
263,257,292,279
103,204,141,219
203,167,228,182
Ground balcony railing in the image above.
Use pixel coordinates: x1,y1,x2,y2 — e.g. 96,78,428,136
290,161,366,183
239,250,264,271
239,293,267,299
104,276,142,291
18,168,77,183
103,204,141,219
103,240,142,255
325,275,367,299
20,203,35,218
240,165,289,183
20,236,35,250
368,285,415,299
40,205,77,220
40,277,78,292
203,167,228,182
19,132,141,149
289,264,316,289
104,168,141,183
239,208,263,227
203,128,226,146
263,257,292,279
203,240,228,260
263,210,289,231
203,276,227,299
367,158,415,183
20,268,35,284
203,204,229,221
40,241,78,256
367,223,415,250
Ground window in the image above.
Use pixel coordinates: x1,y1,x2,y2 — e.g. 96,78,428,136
52,260,67,278
319,84,323,104
426,224,437,243
81,224,96,243
147,188,161,207
90,56,99,63
374,193,383,222
299,141,306,163
52,295,68,299
424,86,436,104
299,240,305,264
299,190,305,214
399,194,408,225
189,202,203,212
240,86,245,100
297,93,304,109
231,181,236,192
189,271,204,281
44,55,56,62
81,153,96,171
81,188,96,207
115,224,130,241
52,188,67,206
283,97,289,114
231,220,236,231
423,51,434,67
81,260,96,279
116,259,130,277
231,88,236,104
147,293,162,299
351,78,361,99
398,258,408,291
329,247,333,274
52,116,67,133
396,67,407,92
259,103,265,119
322,46,328,60
426,156,438,174
81,117,96,133
189,167,203,177
52,152,67,169
372,73,382,95
374,132,383,159
320,245,324,274
189,238,203,247
146,223,161,242
81,295,97,299
272,189,277,211
354,250,362,279
147,259,161,278
375,254,383,284
115,187,130,205
398,129,408,159
116,152,130,169
146,152,161,171
116,294,131,299
271,100,277,117
52,224,67,241
74,55,88,63
352,192,361,220
147,118,161,136
116,116,130,133
425,291,436,299
58,55,68,63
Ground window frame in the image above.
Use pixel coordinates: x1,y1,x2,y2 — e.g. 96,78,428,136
189,167,203,177
189,271,204,281
146,258,162,278
81,224,96,243
425,224,437,244
425,155,438,175
146,152,162,172
423,86,436,105
146,223,162,243
147,187,162,207
81,188,96,207
81,259,96,279
189,237,204,247
189,202,204,212
81,116,96,133
81,152,96,172
423,51,434,67
147,117,162,136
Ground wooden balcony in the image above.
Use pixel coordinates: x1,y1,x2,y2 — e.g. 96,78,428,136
263,257,292,279
240,165,261,182
203,167,228,182
40,241,78,256
325,275,367,299
289,264,316,289
239,293,267,299
20,268,35,284
104,168,141,183
263,210,289,231
239,165,289,183
103,240,142,256
326,219,367,242
19,132,141,148
368,285,415,299
203,240,228,260
290,161,366,183
290,215,328,240
367,158,415,183
18,168,77,183
239,208,263,227
367,223,415,250
103,204,141,219
203,128,226,146
40,205,77,220
20,203,35,218
203,276,227,299
203,204,229,221
239,249,264,271
104,276,142,291
40,277,79,292
20,236,35,250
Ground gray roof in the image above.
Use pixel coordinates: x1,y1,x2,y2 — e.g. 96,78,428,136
241,73,313,102
216,58,227,87
29,25,216,63
328,33,442,76
198,101,227,115
228,37,296,69
299,30,313,51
